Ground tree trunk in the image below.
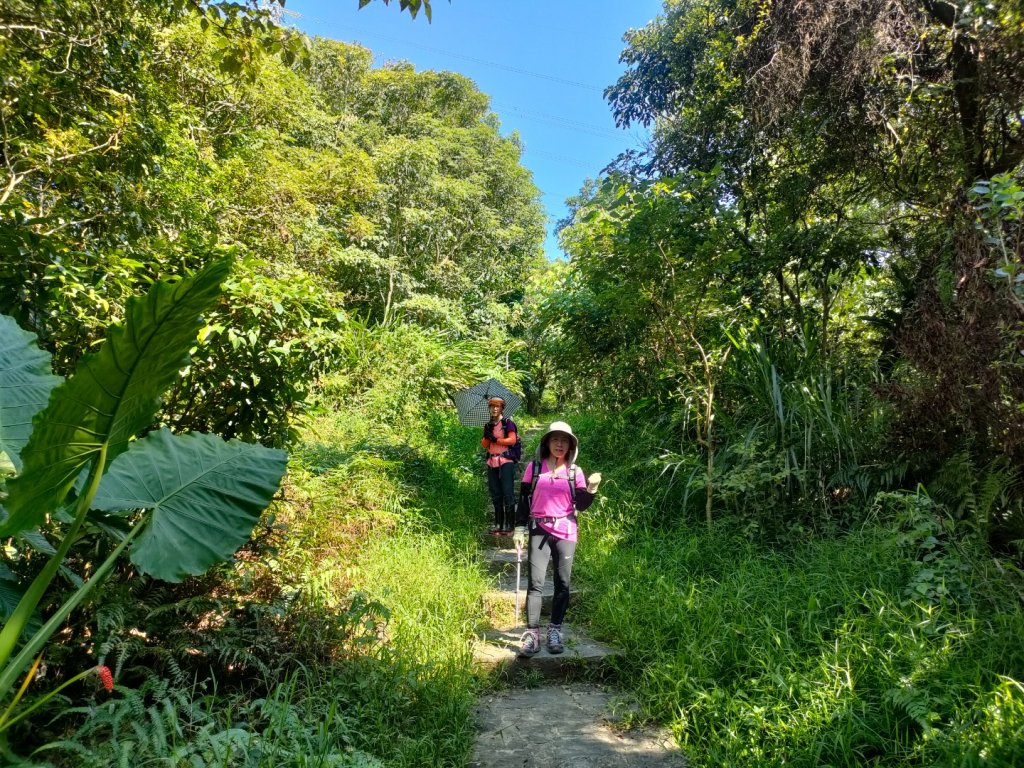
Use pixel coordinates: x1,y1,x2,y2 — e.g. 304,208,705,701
705,445,714,529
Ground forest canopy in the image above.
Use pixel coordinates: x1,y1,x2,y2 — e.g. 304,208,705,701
0,0,544,445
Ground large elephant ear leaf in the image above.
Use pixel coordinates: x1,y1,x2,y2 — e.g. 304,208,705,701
0,316,62,474
1,259,232,537
91,429,287,582
0,574,42,640
0,560,34,633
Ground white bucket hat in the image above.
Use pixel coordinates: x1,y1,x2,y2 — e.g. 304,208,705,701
539,421,578,464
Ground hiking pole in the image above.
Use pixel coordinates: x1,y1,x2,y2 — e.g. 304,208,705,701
514,542,522,624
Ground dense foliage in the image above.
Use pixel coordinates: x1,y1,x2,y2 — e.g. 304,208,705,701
534,0,1024,547
0,0,543,448
569,414,1024,768
1,0,1022,766
0,1,538,764
0,263,287,720
524,2,1024,764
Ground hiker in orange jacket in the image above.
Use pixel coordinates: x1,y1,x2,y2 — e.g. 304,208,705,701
481,397,519,533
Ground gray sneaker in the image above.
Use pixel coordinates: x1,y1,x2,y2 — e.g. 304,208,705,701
546,624,564,654
519,628,540,657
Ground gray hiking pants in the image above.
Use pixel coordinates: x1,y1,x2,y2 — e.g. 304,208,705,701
526,530,576,628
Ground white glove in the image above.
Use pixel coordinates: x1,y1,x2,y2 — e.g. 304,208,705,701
586,472,602,494
512,526,528,551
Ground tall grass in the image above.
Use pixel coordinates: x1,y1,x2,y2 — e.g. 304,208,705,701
575,506,1024,767
545,411,1024,767
713,325,892,523
270,407,495,767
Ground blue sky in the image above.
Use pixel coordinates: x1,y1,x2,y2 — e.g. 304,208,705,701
285,0,663,260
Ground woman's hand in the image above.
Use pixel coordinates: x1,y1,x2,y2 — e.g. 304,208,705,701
512,526,529,551
586,472,602,494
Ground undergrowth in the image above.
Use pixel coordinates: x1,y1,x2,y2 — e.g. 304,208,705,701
21,402,1024,767
16,405,496,767
567,415,1024,768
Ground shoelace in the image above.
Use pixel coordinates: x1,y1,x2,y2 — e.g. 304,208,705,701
547,626,562,646
522,631,539,650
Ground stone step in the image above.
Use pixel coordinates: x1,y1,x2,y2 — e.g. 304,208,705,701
482,546,519,576
481,587,551,630
481,583,581,631
483,546,584,586
485,551,582,596
472,625,620,681
497,568,547,592
481,541,582,629
470,683,684,767
479,531,515,549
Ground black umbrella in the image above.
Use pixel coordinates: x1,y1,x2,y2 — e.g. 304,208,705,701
452,378,523,427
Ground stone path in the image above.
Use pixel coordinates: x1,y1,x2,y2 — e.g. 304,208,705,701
469,684,682,768
471,519,685,766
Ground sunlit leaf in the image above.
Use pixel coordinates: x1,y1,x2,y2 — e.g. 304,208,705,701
0,316,62,473
1,260,232,536
92,429,286,582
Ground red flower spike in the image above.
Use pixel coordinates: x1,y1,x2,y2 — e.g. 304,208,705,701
96,665,114,692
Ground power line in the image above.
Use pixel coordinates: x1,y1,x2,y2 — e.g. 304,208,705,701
286,14,624,177
348,55,618,172
491,102,624,140
292,15,606,92
352,50,621,142
524,148,599,171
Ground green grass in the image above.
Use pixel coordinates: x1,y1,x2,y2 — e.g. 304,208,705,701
272,408,495,767
534,411,1024,767
278,407,1024,767
31,403,1024,767
576,520,1024,767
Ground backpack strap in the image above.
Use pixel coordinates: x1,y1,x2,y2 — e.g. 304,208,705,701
528,460,577,511
499,417,520,461
528,459,541,501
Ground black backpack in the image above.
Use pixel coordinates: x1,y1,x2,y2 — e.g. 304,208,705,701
501,418,522,462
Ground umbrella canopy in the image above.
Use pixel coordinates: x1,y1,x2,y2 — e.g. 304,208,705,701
452,378,523,427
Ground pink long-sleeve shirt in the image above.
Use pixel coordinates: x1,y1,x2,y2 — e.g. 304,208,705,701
522,459,587,542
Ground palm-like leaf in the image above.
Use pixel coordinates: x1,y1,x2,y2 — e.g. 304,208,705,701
91,429,287,582
1,260,231,536
0,316,62,473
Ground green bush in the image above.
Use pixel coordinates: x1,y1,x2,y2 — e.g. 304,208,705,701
319,319,520,425
165,258,347,447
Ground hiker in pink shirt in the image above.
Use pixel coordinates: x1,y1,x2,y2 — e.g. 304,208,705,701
512,421,601,656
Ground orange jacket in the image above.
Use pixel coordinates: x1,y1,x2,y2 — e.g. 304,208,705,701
481,433,516,448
